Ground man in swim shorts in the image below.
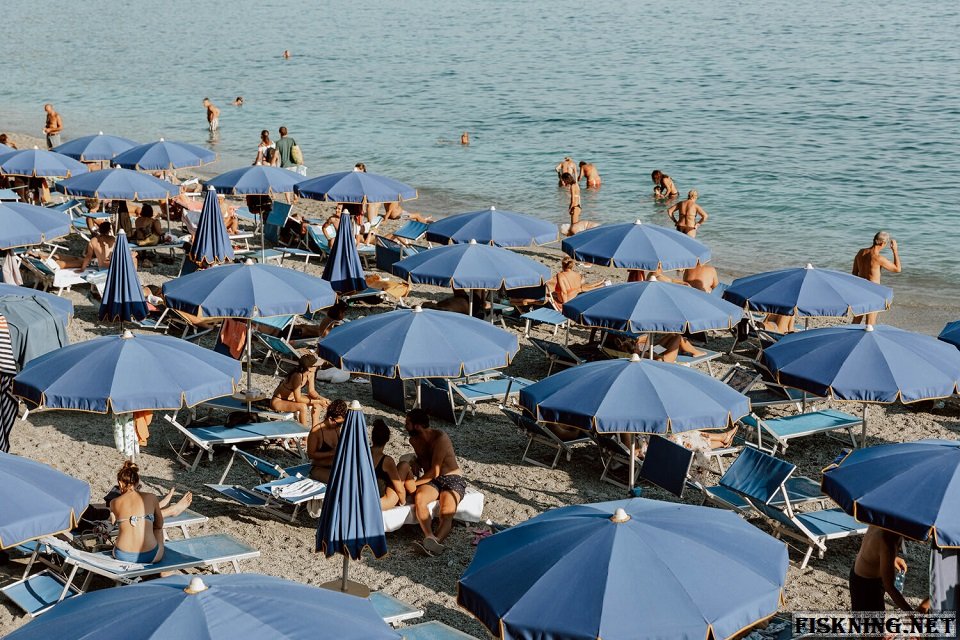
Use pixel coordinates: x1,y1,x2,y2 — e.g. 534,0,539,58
852,231,901,325
203,98,220,132
406,409,464,555
667,189,708,237
850,526,927,613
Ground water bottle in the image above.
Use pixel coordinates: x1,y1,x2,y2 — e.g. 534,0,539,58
894,570,905,592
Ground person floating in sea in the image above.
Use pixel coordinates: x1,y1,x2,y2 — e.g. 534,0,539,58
202,98,220,132
233,96,244,107
460,132,469,145
852,231,901,325
283,49,291,59
652,169,678,199
43,103,62,149
578,161,601,188
555,156,576,186
667,189,708,238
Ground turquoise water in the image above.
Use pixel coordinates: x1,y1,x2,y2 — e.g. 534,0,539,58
1,0,957,300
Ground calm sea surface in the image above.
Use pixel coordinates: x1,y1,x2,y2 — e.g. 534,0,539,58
1,0,957,303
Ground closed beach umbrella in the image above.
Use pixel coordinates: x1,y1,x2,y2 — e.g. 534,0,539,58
188,186,234,267
316,402,387,597
112,138,216,171
939,321,960,349
394,240,550,290
562,280,743,334
561,219,710,270
3,573,400,640
0,148,88,178
321,212,366,294
296,170,417,203
822,440,960,547
52,132,138,162
458,498,788,640
0,201,72,250
723,264,893,317
55,168,176,201
426,206,558,247
98,229,147,323
206,165,302,196
0,451,90,549
0,284,73,326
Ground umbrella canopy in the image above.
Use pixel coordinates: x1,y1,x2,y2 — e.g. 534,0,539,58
188,186,234,267
394,240,551,290
112,139,216,171
0,284,73,325
563,280,743,334
458,498,788,640
3,573,400,640
52,132,138,162
426,206,558,247
561,219,710,270
14,332,242,413
321,212,366,294
319,307,519,379
296,170,417,203
55,168,176,200
207,165,302,196
0,148,89,178
0,201,72,250
520,354,749,433
762,324,960,403
316,403,387,559
162,262,337,319
723,264,893,317
0,451,90,549
98,230,147,322
939,321,960,349
823,440,960,547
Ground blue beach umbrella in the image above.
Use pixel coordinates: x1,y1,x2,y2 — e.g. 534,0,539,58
394,240,551,290
206,165,302,196
98,229,147,323
14,332,242,413
0,201,72,250
112,139,216,171
561,219,710,270
0,284,73,326
458,498,788,640
723,264,893,317
188,186,234,267
55,168,176,200
52,132,138,162
3,573,400,640
563,280,743,334
939,321,960,349
0,451,90,549
426,206,558,247
0,148,89,178
322,212,366,294
296,170,417,203
316,402,387,596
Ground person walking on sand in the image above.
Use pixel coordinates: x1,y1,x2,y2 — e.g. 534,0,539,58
275,126,303,175
852,231,901,325
850,526,929,613
42,104,62,149
555,156,576,186
578,161,601,188
667,190,708,238
202,98,220,132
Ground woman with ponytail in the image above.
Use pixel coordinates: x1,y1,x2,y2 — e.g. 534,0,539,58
109,461,164,563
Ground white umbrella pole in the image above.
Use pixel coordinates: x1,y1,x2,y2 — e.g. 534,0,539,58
628,434,637,494
415,379,422,408
468,290,472,318
246,320,253,412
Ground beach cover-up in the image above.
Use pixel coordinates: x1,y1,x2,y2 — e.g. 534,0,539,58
113,414,139,459
219,319,247,359
0,315,16,452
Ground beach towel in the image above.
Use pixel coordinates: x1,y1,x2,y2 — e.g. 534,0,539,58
0,297,69,367
0,316,16,452
133,410,153,446
272,477,325,500
219,319,247,359
2,253,22,285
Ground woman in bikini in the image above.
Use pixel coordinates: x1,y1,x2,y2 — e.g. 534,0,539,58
667,190,708,238
651,170,678,200
307,399,349,483
109,461,164,564
370,419,416,510
269,354,328,428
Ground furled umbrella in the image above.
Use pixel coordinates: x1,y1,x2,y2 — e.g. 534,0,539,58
98,229,148,325
112,138,216,171
0,201,72,250
939,321,960,349
458,498,788,640
561,219,710,270
321,212,366,294
426,206,558,247
53,132,138,162
295,170,417,204
0,147,89,178
316,401,387,597
55,167,176,201
187,186,234,267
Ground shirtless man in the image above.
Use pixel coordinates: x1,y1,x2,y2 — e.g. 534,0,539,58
850,526,927,612
406,409,464,555
43,104,62,149
560,172,582,236
852,231,901,325
555,156,576,186
80,222,134,270
460,132,469,145
667,190,708,238
202,98,220,132
683,263,719,293
578,161,601,188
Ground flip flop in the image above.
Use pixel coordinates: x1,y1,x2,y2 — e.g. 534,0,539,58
411,541,435,557
423,537,446,555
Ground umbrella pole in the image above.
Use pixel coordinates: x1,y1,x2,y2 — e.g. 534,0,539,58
861,404,868,447
341,555,350,592
246,320,253,412
415,379,422,408
628,434,637,495
468,290,473,318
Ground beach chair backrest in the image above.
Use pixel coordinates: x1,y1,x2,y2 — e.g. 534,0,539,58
264,202,292,244
257,332,300,359
375,235,404,273
234,447,284,480
371,375,407,411
638,435,694,498
720,447,796,506
306,225,330,253
721,365,761,394
252,314,295,334
394,220,429,241
420,378,456,423
507,284,547,302
28,257,56,276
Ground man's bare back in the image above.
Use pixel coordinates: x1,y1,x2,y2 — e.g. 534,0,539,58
683,264,719,293
578,162,601,188
852,232,900,325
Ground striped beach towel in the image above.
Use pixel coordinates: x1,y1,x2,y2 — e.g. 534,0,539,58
0,315,17,452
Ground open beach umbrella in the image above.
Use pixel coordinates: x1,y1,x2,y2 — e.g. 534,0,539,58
0,147,88,178
321,212,366,294
52,132,138,162
112,138,216,171
939,321,960,349
458,498,788,640
0,201,72,250
822,440,960,547
296,170,417,203
562,280,743,335
426,206,558,247
54,167,176,201
98,229,147,323
3,573,400,640
0,451,90,549
316,401,387,597
394,241,550,290
206,165,302,196
561,219,710,270
0,284,73,326
723,264,893,318
187,186,234,267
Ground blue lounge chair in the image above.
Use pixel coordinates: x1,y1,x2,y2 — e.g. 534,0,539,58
392,220,430,242
163,415,309,471
527,336,586,375
368,591,425,626
188,395,294,425
255,331,306,375
520,306,567,337
741,409,862,455
594,433,642,489
500,408,592,469
601,342,723,377
637,435,695,498
401,621,479,639
0,188,21,201
720,363,809,412
206,474,326,523
263,201,293,244
374,235,426,275
422,374,533,426
371,376,409,411
217,444,311,484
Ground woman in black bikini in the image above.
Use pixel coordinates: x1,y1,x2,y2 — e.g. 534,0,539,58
307,399,348,482
370,419,416,510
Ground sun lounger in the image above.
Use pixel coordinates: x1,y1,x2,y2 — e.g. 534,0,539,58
163,415,309,471
368,591,425,626
501,408,592,469
23,258,100,295
277,245,323,269
637,435,695,498
381,486,484,533
255,331,306,374
217,444,311,484
402,622,479,639
206,475,326,523
720,363,809,413
374,235,427,275
420,375,533,426
594,433,642,489
741,409,862,455
162,509,208,539
601,343,723,376
520,306,567,337
527,336,585,375
392,220,430,242
188,395,294,425
264,201,293,244
0,188,21,201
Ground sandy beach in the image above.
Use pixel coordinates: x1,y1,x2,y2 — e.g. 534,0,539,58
1,129,958,637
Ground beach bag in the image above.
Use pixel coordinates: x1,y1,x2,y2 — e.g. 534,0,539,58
137,233,160,247
291,144,303,165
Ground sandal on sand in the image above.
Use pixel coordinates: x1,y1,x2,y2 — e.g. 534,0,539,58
423,537,446,556
470,527,493,546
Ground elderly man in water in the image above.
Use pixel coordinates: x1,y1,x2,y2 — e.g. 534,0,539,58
852,231,901,325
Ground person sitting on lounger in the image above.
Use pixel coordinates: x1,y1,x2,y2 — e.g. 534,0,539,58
307,399,348,483
762,313,796,333
109,461,164,564
422,290,471,315
132,204,163,247
383,201,433,223
550,257,605,308
371,419,416,510
218,195,240,235
610,332,705,363
270,354,329,427
80,222,135,271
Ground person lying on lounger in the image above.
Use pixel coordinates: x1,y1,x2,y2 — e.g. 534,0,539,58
307,399,348,483
108,461,164,564
370,419,416,510
269,353,329,428
609,333,705,363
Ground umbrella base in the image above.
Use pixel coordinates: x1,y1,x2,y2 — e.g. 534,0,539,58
320,578,370,598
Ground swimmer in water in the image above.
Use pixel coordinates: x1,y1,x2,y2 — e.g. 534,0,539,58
460,132,469,145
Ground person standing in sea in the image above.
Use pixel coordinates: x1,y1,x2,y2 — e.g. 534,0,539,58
42,104,62,149
555,156,576,186
851,231,901,325
203,98,220,132
578,161,601,188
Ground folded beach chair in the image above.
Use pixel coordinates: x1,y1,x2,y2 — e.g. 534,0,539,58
401,621,479,639
163,415,309,471
527,336,585,375
501,407,592,469
392,220,430,242
594,433,643,489
374,235,426,275
206,474,326,523
421,374,534,426
741,409,862,455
